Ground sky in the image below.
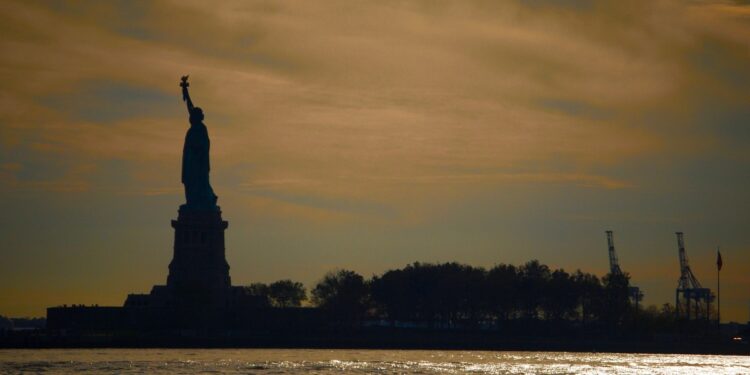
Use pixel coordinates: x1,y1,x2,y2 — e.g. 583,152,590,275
0,0,749,322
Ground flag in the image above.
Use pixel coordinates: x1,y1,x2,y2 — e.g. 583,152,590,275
717,250,723,271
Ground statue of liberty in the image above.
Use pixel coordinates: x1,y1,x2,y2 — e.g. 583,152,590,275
179,76,218,211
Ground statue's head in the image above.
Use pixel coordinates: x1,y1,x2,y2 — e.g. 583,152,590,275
190,107,204,123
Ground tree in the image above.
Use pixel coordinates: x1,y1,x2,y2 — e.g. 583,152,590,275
572,270,602,324
242,282,271,307
518,260,551,319
312,269,369,323
543,269,578,321
486,264,518,321
372,262,488,327
601,272,631,327
0,315,13,331
433,262,485,325
268,280,307,307
371,268,412,323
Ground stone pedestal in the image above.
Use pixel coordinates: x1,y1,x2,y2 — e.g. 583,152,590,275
166,207,231,308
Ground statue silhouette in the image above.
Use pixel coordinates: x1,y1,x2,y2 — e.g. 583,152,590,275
180,76,218,211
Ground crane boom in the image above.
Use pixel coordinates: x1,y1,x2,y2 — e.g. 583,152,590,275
676,232,702,289
606,230,622,275
604,230,643,304
677,232,688,273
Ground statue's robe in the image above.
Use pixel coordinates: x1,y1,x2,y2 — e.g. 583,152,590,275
182,121,217,210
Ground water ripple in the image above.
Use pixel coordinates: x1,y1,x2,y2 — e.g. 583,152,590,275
0,349,748,374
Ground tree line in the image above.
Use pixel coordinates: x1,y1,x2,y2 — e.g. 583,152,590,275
246,260,684,333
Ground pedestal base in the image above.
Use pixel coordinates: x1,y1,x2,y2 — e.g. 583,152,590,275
166,207,230,308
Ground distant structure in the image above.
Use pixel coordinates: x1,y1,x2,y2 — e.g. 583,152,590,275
47,77,318,332
605,231,643,307
118,75,245,326
675,232,713,321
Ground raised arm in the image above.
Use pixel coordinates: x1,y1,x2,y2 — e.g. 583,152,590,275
180,75,195,114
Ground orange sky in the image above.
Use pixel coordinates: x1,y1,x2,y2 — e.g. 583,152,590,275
0,0,749,322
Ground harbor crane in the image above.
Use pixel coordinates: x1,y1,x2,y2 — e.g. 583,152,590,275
605,231,643,306
675,232,713,321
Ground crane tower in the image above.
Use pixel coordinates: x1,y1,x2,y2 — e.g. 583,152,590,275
675,232,712,320
605,231,643,305
606,230,622,275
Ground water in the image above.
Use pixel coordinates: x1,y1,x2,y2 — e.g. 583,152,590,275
0,349,748,374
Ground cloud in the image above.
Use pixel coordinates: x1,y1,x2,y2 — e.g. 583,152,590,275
39,80,177,123
2,0,748,204
0,0,748,204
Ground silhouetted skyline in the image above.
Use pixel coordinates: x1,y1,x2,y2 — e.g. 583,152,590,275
0,1,748,323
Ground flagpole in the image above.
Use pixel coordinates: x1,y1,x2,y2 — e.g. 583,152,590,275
717,246,721,331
